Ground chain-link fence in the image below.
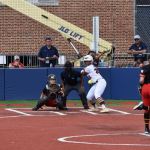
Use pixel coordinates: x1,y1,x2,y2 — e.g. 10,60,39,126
136,0,150,53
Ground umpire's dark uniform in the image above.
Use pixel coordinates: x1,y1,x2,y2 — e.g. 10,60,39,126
61,61,89,109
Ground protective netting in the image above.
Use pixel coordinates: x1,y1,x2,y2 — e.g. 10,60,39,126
136,0,150,53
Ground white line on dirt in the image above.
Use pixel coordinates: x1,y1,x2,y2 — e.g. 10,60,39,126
0,115,23,119
139,133,150,137
98,107,131,114
80,110,98,115
50,111,66,116
6,108,32,116
108,108,131,114
58,133,150,146
5,107,134,116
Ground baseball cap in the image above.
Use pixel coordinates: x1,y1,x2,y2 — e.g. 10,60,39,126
134,35,141,39
14,55,20,60
44,35,52,40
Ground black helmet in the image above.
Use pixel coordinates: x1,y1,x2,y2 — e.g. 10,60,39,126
48,74,56,80
64,61,73,68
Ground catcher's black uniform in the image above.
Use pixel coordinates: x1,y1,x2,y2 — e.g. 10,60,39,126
32,83,64,111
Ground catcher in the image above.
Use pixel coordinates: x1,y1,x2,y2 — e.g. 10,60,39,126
32,74,65,111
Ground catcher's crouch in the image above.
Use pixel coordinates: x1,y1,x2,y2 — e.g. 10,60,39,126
32,74,65,111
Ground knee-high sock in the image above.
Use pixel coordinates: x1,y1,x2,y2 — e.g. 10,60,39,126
144,110,150,130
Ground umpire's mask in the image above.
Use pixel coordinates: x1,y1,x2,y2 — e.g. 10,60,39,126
64,61,73,71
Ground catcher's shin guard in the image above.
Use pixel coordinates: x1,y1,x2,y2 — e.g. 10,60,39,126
34,95,49,110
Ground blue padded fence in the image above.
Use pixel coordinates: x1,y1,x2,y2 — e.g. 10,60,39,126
0,68,141,100
0,69,5,100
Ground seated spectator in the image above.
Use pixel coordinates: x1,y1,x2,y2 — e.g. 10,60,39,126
9,55,24,68
128,35,147,67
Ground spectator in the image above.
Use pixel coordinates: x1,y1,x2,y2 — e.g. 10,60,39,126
32,74,65,111
9,55,24,68
87,50,110,67
38,36,59,67
81,47,115,67
128,35,147,67
61,61,89,110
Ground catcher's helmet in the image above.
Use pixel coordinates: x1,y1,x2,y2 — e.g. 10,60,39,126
48,74,56,80
83,55,93,62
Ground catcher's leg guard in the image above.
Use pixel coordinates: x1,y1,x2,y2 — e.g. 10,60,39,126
56,95,68,110
32,95,48,111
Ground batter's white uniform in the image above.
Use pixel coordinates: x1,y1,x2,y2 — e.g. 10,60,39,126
83,64,106,102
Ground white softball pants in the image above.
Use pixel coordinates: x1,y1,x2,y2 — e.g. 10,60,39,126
86,78,106,101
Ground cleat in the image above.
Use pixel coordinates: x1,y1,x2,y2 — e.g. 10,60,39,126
133,101,143,110
100,108,110,113
61,107,68,110
56,106,68,110
88,107,99,112
144,128,150,134
32,107,38,111
144,131,150,134
84,106,89,109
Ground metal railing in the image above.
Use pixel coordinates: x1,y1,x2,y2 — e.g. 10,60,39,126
0,52,150,68
0,54,40,68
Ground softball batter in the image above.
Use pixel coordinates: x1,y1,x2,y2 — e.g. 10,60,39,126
81,55,110,113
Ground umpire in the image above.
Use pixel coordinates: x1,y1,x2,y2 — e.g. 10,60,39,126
61,61,89,109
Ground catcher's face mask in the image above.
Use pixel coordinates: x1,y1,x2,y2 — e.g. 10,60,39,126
48,74,56,85
49,79,56,85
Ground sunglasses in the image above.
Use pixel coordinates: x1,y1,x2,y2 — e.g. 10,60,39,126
134,39,140,41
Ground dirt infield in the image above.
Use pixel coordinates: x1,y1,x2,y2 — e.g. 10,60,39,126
0,106,149,150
